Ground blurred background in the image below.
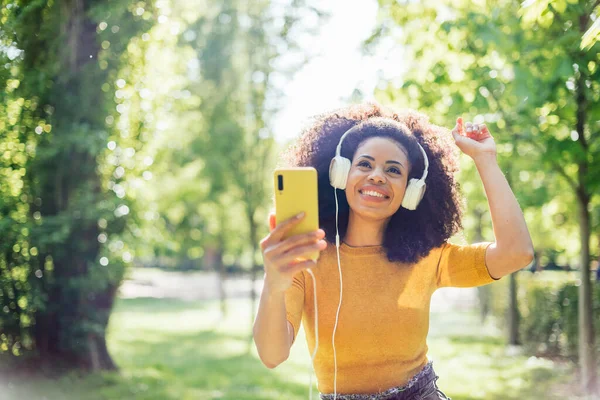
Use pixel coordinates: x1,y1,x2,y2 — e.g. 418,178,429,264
0,0,599,399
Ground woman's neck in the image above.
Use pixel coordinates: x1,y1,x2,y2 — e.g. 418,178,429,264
343,211,389,247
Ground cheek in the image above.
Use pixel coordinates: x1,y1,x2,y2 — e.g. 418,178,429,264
345,169,361,189
344,173,362,204
393,181,407,200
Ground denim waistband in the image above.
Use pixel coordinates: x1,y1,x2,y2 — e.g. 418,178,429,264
319,361,436,400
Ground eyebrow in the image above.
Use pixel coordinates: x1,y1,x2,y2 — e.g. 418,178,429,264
358,154,405,169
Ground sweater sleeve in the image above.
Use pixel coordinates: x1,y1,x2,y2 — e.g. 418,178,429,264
436,241,498,288
284,270,305,344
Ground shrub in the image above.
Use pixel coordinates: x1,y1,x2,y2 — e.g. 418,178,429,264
489,271,600,359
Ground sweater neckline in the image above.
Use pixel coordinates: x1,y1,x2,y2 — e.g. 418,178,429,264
339,242,385,255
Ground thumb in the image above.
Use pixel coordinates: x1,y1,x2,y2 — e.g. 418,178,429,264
452,130,459,143
452,129,464,145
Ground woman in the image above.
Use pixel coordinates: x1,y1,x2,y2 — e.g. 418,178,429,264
253,102,534,400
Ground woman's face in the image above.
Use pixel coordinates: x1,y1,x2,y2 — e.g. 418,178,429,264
345,137,411,222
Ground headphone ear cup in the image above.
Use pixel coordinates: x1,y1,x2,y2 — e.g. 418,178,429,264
402,179,426,210
329,156,351,189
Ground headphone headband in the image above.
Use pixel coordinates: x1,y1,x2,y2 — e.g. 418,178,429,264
335,125,429,182
335,125,359,157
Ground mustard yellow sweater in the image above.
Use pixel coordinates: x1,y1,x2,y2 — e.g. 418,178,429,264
284,241,496,395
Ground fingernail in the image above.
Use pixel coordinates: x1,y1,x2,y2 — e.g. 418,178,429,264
296,212,305,218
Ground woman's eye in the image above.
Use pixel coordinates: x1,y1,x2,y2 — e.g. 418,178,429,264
356,161,400,174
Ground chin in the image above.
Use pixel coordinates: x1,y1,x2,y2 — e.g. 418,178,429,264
350,205,397,221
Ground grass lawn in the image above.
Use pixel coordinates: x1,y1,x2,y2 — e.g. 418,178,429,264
0,295,578,400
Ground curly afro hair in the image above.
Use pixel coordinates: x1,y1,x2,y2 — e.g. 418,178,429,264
281,102,466,264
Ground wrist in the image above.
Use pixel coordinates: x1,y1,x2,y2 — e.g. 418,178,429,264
263,278,287,297
472,152,497,165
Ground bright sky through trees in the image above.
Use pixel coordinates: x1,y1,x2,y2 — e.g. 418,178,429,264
271,0,405,143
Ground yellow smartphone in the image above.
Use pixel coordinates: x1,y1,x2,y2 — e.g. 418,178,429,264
274,167,320,262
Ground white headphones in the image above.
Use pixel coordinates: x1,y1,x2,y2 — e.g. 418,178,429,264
328,125,430,210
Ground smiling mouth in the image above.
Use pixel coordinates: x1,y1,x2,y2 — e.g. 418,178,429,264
358,189,390,199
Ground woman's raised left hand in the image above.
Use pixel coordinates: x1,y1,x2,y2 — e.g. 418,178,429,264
451,117,497,161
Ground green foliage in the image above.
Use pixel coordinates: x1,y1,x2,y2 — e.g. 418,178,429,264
0,0,156,362
374,0,600,268
555,283,600,357
1,0,324,364
520,285,564,355
136,0,323,272
490,273,600,359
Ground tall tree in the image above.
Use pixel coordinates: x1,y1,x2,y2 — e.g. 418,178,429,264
373,0,600,394
172,0,324,320
519,1,600,392
0,0,154,370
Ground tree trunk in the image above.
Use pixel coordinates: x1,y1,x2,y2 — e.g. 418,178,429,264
34,284,62,358
473,207,490,324
574,54,598,394
505,163,520,345
30,0,118,371
218,208,227,318
248,207,259,335
577,188,597,394
218,254,227,317
85,282,118,371
508,274,520,345
596,244,600,282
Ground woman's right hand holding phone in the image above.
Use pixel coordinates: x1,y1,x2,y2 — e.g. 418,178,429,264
260,212,327,294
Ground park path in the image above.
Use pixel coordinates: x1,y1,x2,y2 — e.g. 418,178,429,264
118,268,479,312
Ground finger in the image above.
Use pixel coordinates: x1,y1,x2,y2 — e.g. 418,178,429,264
270,229,325,258
261,212,305,250
452,119,463,140
465,122,473,133
452,129,464,144
268,213,276,232
451,123,460,136
480,123,490,135
473,123,480,132
277,240,327,266
270,212,305,242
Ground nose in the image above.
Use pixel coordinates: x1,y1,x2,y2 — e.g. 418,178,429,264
368,167,386,184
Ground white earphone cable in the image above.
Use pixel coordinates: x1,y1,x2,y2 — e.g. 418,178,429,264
306,188,343,400
306,268,318,400
332,187,343,400
317,129,427,400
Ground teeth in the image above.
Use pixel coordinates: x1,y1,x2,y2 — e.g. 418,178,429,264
361,190,386,198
